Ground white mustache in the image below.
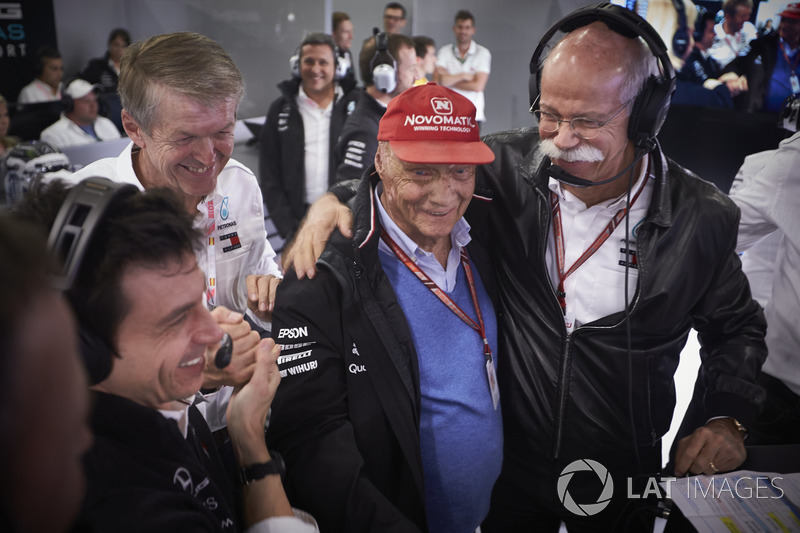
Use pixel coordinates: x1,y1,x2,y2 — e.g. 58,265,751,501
540,138,604,163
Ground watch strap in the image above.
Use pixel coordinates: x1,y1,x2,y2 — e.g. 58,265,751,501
238,455,284,486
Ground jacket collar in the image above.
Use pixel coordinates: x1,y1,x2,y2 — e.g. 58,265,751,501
353,167,383,255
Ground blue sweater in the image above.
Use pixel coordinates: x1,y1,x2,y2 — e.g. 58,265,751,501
379,249,503,533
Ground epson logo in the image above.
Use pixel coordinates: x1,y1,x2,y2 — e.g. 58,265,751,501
277,326,308,339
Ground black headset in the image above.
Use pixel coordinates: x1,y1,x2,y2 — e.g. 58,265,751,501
672,0,690,58
33,45,59,77
693,5,711,42
529,2,676,152
47,177,138,384
61,77,77,113
371,30,398,93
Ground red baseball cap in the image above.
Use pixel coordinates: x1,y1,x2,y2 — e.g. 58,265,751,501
377,82,495,165
781,3,800,19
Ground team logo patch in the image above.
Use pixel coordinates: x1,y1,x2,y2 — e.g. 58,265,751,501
430,97,453,115
220,197,230,221
618,246,638,269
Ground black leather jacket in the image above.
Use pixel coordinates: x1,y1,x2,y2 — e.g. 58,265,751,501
258,76,360,239
269,169,497,532
466,128,766,463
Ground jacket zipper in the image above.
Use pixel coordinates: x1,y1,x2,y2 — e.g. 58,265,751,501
541,186,648,458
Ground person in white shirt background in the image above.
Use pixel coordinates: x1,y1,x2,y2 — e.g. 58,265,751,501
435,10,492,126
16,46,63,104
709,0,758,68
40,78,122,149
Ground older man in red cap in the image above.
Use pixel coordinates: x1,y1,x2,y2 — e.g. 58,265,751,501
266,83,499,533
725,2,800,111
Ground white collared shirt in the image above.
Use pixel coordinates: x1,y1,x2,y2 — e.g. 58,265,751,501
159,403,191,438
374,183,471,293
436,40,491,122
17,79,62,104
545,154,654,330
297,85,340,205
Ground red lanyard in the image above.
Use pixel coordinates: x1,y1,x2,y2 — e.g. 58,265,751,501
780,41,800,76
205,198,217,308
550,173,649,313
380,230,493,362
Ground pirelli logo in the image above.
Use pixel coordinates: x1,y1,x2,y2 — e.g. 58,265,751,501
277,350,312,365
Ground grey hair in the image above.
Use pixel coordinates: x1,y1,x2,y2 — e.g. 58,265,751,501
119,32,244,134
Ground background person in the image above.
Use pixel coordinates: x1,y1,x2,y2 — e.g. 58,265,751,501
17,46,63,104
709,0,757,68
383,2,407,34
729,131,800,446
435,10,491,126
0,216,92,533
676,6,748,107
40,78,122,149
332,12,356,85
0,94,19,157
78,27,131,131
723,3,800,113
78,28,131,94
258,32,359,242
331,33,416,184
412,35,436,85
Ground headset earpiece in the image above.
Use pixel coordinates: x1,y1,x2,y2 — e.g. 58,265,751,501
290,49,300,79
528,2,676,151
692,5,710,43
371,31,397,93
672,0,690,58
47,177,138,384
62,93,74,113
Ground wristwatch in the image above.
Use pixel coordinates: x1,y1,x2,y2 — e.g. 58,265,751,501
238,453,285,486
730,418,747,435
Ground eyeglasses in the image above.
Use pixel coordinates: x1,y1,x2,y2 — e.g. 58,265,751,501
531,97,634,140
384,14,405,21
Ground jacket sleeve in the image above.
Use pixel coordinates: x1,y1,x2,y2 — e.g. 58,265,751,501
334,123,379,183
259,99,300,239
78,58,106,86
690,192,767,428
267,269,423,533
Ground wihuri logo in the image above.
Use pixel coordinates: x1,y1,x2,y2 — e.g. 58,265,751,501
557,459,614,516
430,97,453,115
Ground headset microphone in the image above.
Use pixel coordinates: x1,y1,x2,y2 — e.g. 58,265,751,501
549,146,649,188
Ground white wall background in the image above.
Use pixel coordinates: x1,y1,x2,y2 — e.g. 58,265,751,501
53,0,598,133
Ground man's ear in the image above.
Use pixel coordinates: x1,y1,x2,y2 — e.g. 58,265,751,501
121,110,145,147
